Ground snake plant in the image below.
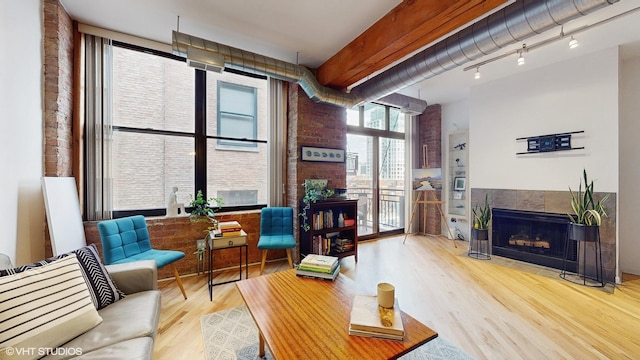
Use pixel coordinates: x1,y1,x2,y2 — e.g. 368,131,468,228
568,169,609,226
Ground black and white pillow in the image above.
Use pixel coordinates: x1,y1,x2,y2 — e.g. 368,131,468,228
0,244,125,310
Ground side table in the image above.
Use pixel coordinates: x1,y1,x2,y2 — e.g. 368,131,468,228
207,231,249,301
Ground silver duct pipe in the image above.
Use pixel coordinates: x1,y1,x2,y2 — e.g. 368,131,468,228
351,0,619,101
173,0,619,111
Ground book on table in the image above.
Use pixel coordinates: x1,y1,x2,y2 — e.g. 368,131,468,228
296,264,340,280
349,294,404,340
300,254,338,269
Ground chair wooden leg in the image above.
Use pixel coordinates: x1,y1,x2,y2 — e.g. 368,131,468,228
260,250,268,275
172,264,187,300
286,249,294,269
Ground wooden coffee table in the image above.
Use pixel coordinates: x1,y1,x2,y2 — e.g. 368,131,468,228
236,269,437,359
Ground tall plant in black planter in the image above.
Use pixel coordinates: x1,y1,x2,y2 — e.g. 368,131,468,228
567,169,609,241
470,194,491,259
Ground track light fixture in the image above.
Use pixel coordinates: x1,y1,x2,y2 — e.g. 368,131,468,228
517,51,525,66
569,36,579,49
474,67,481,80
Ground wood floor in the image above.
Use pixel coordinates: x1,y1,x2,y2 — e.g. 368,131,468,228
154,234,640,359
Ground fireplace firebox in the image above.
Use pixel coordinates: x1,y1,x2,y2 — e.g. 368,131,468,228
492,208,576,271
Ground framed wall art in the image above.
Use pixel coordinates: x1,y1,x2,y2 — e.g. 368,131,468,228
453,177,466,191
300,146,345,163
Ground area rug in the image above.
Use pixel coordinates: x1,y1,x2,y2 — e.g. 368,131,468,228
201,305,475,360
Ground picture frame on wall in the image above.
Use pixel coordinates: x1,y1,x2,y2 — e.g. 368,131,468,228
300,146,345,163
453,177,466,191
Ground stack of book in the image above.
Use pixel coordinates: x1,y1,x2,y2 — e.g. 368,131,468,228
348,294,405,341
217,221,242,237
296,254,340,280
333,238,354,253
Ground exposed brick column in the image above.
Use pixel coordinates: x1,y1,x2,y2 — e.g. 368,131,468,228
43,0,74,177
418,104,442,235
287,84,346,262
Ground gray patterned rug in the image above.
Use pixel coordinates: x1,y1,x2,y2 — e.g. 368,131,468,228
201,305,475,360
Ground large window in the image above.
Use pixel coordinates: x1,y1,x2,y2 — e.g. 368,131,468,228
91,40,268,218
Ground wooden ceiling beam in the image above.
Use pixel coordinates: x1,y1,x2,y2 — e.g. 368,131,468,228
316,0,507,89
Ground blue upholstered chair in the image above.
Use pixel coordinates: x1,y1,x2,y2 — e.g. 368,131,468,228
97,215,187,299
258,207,296,275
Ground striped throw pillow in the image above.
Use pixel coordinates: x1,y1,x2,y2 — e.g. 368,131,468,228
0,254,103,360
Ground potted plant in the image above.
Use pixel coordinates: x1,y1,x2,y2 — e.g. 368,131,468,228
567,169,609,242
189,190,224,232
471,193,491,241
298,179,334,231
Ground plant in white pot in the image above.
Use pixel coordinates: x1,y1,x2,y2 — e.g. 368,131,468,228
567,169,609,242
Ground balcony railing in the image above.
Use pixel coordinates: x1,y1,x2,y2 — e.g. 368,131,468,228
347,187,405,232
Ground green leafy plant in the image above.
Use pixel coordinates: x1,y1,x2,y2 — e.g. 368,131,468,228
472,194,491,230
189,190,223,231
568,169,609,226
298,180,334,231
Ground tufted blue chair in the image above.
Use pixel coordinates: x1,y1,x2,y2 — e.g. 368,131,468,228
97,215,187,299
258,207,296,275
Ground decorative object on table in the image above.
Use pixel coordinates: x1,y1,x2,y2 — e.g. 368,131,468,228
188,189,223,231
201,305,475,360
349,294,404,341
299,179,334,231
469,194,491,260
167,186,185,217
300,146,345,163
516,130,584,155
561,169,608,287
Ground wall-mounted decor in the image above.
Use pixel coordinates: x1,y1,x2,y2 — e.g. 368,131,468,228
516,130,584,155
300,146,345,163
453,177,466,191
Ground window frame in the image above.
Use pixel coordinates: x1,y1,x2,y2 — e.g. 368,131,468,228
101,41,268,218
216,81,258,149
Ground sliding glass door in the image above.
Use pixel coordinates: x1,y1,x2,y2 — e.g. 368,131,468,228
346,105,406,239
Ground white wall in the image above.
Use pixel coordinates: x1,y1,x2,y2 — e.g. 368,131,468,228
441,100,470,239
0,0,45,265
619,55,640,275
469,47,619,193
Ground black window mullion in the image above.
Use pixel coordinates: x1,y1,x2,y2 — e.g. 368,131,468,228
194,69,207,197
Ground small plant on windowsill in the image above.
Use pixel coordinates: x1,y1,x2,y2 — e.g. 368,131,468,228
298,180,334,231
188,190,224,233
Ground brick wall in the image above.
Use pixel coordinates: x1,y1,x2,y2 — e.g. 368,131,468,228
418,104,442,235
43,0,73,177
287,84,347,262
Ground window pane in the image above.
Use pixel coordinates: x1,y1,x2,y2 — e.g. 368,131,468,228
346,107,359,126
389,108,405,133
363,103,385,130
112,46,194,132
206,141,268,206
206,72,267,140
379,138,405,232
112,131,194,210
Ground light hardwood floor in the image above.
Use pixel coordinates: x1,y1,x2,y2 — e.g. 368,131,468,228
154,234,640,359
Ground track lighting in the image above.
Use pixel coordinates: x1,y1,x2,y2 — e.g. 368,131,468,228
569,36,579,49
517,51,525,66
474,67,481,80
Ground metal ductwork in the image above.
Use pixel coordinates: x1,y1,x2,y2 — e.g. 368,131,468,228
172,0,619,111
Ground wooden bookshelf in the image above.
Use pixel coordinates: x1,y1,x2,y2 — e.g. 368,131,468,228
300,199,358,262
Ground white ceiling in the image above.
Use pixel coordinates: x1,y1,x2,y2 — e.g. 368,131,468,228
60,0,640,106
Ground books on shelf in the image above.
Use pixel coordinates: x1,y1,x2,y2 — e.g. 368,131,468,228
296,264,340,281
348,294,404,341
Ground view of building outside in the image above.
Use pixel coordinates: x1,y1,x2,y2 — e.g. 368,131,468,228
111,46,267,211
